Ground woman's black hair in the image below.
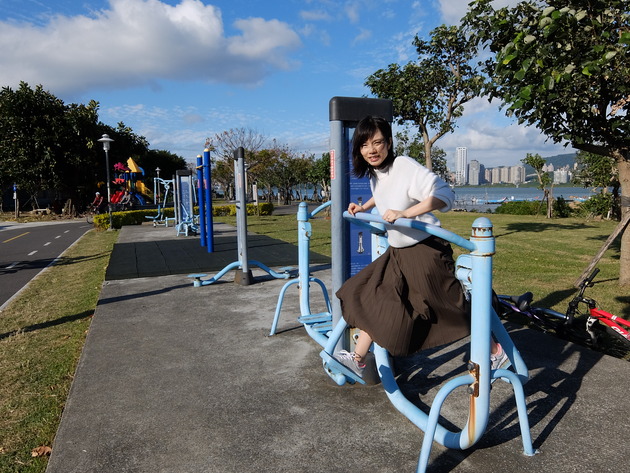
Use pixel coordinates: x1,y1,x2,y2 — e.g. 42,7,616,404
351,115,395,178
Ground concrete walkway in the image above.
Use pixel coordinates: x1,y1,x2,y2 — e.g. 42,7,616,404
46,223,629,473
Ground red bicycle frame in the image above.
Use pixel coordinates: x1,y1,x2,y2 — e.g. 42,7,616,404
588,305,630,341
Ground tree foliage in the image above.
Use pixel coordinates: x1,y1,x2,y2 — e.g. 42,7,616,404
208,128,268,199
394,128,449,180
522,153,554,217
365,24,484,171
0,82,187,211
140,149,188,183
573,150,619,191
308,153,331,201
0,82,100,207
573,150,620,218
462,0,630,284
463,0,629,158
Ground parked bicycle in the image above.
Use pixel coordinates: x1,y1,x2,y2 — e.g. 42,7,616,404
497,268,630,358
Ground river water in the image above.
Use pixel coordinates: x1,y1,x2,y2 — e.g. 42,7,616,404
452,186,597,212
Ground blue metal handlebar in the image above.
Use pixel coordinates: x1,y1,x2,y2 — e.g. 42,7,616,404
342,211,475,252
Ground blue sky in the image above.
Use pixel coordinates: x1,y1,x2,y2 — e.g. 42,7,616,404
0,0,573,169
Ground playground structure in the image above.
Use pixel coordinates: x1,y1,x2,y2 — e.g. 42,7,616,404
111,158,149,207
188,147,295,287
270,96,536,472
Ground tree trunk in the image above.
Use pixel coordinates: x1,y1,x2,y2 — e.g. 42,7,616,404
618,158,630,286
424,140,432,172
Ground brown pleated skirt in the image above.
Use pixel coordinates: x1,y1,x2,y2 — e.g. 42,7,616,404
336,236,470,357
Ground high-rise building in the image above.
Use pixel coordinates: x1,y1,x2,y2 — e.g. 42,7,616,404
455,147,468,185
554,167,570,184
510,165,526,184
468,159,484,185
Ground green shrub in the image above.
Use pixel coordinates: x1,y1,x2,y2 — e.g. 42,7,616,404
552,196,573,218
494,200,546,215
575,193,614,218
208,202,273,216
93,209,163,230
91,203,273,230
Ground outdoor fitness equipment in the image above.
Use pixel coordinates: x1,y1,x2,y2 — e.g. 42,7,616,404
342,212,536,472
271,201,537,472
145,178,175,227
196,149,215,252
173,169,198,237
188,147,293,287
270,201,333,344
272,96,536,472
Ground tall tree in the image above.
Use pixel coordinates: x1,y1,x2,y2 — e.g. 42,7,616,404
522,153,554,218
463,0,630,285
365,24,484,171
394,128,449,180
0,82,101,208
308,153,331,201
573,150,620,218
209,128,267,199
140,149,188,183
250,148,281,203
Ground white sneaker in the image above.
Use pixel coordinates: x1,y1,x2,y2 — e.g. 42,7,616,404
333,350,365,377
490,344,510,371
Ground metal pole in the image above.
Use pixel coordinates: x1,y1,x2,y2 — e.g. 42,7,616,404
196,155,207,247
234,147,252,285
203,148,214,252
104,149,113,230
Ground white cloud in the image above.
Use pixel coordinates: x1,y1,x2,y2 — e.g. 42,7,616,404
441,121,572,168
352,28,372,46
299,9,332,21
0,0,302,95
438,0,523,25
345,2,360,24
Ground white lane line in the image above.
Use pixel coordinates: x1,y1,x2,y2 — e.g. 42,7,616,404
44,242,51,246
55,235,61,239
28,250,38,256
64,230,70,234
6,262,19,269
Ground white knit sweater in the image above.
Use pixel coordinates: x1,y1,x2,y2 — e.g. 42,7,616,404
371,156,454,248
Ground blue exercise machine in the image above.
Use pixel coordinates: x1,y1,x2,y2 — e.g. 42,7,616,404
145,178,175,227
173,169,198,237
270,201,333,343
196,148,215,252
271,96,537,472
188,146,294,287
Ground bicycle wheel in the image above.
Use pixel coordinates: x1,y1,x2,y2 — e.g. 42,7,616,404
530,307,595,346
596,320,630,357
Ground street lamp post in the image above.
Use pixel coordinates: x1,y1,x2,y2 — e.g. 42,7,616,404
97,134,114,230
155,167,161,204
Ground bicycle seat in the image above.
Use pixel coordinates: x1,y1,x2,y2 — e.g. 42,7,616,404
507,292,533,311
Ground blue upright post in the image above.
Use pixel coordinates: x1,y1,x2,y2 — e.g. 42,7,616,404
197,154,207,248
203,148,214,253
329,96,393,354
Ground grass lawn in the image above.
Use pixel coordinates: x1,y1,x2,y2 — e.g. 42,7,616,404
0,228,118,472
0,209,628,472
216,211,628,320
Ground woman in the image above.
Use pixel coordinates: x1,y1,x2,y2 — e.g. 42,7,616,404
334,116,507,376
